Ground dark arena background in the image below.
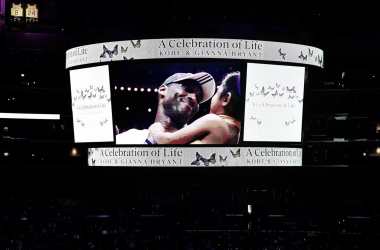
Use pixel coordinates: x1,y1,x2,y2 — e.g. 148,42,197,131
1,1,380,249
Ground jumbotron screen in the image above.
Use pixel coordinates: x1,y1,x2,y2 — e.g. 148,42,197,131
66,38,323,167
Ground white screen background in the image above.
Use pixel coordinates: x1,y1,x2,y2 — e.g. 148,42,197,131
70,65,114,143
243,63,305,142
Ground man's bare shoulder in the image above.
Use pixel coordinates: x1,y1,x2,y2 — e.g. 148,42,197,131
116,129,149,144
194,114,228,128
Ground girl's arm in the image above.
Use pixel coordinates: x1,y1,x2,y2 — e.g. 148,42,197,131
149,114,227,144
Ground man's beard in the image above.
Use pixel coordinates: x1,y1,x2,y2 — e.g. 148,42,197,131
163,96,197,126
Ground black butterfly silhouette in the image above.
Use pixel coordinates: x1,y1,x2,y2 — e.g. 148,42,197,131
246,98,249,102
123,56,134,60
121,46,128,53
298,51,307,61
131,40,141,48
318,55,323,67
250,116,256,120
85,89,89,93
200,153,216,166
219,155,227,162
191,152,202,166
88,95,92,100
272,90,278,97
257,119,262,125
276,83,281,88
90,85,93,89
92,158,96,166
291,119,296,123
97,86,105,93
268,85,274,90
93,94,96,98
230,149,240,158
261,87,265,94
279,93,284,97
255,84,259,90
100,45,118,58
107,97,111,103
298,99,303,103
308,48,313,57
81,121,85,127
278,48,286,60
285,121,289,126
288,95,294,99
99,95,104,99
249,92,254,97
263,92,269,97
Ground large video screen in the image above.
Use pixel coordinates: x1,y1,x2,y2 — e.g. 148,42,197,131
66,38,319,166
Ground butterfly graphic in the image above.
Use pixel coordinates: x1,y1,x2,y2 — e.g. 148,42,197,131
99,95,104,99
81,121,85,127
272,90,278,97
230,149,241,158
261,87,265,94
100,119,108,126
100,45,118,58
263,92,269,97
107,97,111,103
246,98,250,102
257,119,262,125
90,85,93,89
91,158,96,166
318,55,323,67
249,92,254,97
131,40,141,48
268,86,274,90
88,94,92,100
121,46,128,53
85,89,89,93
291,119,296,123
279,93,284,97
250,116,256,120
278,48,286,60
308,48,313,57
97,86,104,93
255,84,259,90
74,97,77,101
298,51,307,61
76,89,79,94
298,99,303,103
288,95,294,99
285,121,289,126
315,56,318,62
92,94,96,98
123,56,134,60
219,155,227,162
76,119,81,123
276,83,281,88
200,153,216,166
191,152,202,166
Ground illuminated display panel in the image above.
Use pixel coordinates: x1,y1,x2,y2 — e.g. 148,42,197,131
243,63,305,142
66,38,322,166
70,65,114,143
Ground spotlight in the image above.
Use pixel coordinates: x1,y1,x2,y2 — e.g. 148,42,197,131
4,152,9,156
134,88,138,91
154,88,158,92
115,86,118,90
12,98,14,100
126,107,129,110
128,87,131,91
21,74,24,77
147,88,151,92
148,108,151,112
72,148,77,156
120,87,124,91
140,88,144,92
377,148,380,154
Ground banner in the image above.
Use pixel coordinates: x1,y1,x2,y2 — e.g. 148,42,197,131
66,38,324,69
88,147,302,167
